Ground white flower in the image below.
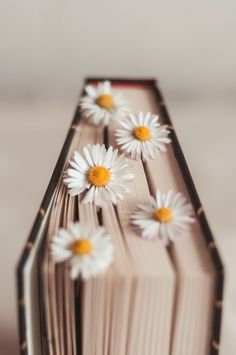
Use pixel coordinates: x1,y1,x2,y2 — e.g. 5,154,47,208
64,144,135,206
79,81,130,126
115,112,171,161
131,190,195,245
51,222,113,280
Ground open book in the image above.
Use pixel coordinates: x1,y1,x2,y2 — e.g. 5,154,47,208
17,79,223,355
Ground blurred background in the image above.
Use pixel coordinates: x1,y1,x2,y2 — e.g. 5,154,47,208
0,1,235,354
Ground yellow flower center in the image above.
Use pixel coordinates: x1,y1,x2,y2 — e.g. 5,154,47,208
87,166,111,187
71,239,93,256
153,208,173,223
133,126,151,141
96,94,115,109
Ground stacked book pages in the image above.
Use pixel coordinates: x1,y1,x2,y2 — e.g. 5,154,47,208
17,78,224,355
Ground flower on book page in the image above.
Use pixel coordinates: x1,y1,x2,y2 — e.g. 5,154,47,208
80,81,130,126
115,112,171,161
51,222,113,280
64,144,135,206
131,190,195,245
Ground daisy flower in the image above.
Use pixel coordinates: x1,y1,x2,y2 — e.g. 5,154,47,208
115,112,171,161
131,190,195,245
80,81,130,126
51,222,113,280
64,144,135,206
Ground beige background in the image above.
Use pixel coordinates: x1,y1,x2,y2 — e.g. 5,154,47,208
0,1,236,354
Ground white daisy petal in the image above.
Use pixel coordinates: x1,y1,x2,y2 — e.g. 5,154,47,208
73,151,90,172
142,222,160,240
83,145,95,167
131,190,195,245
103,146,113,167
68,221,81,238
116,112,171,161
85,85,97,98
66,169,84,179
53,236,71,247
82,185,96,204
65,181,85,189
71,263,81,280
156,190,162,207
51,245,72,262
69,186,87,197
58,228,74,241
68,160,86,175
143,111,151,125
51,222,113,280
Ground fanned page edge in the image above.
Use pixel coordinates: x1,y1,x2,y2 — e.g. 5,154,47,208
118,85,216,355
